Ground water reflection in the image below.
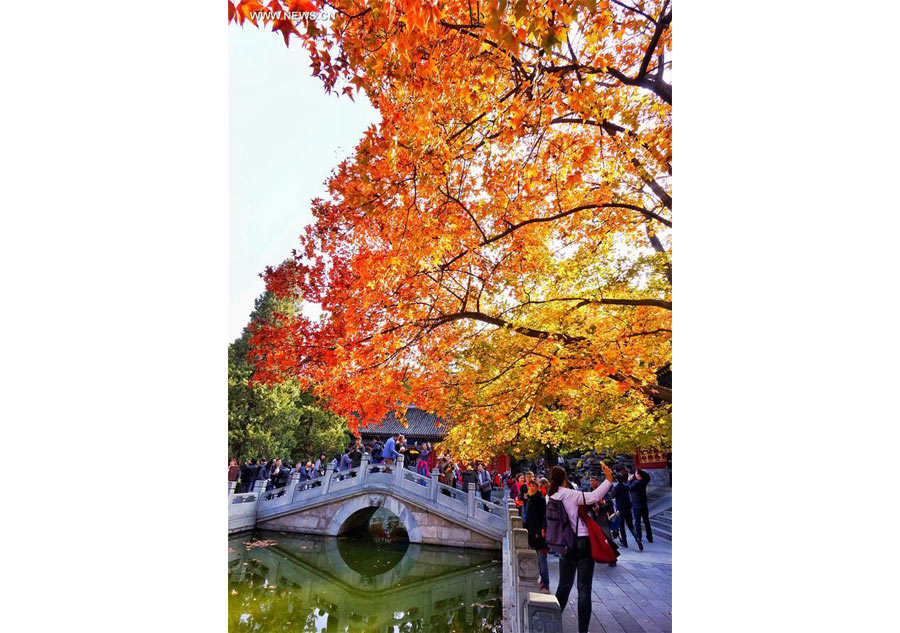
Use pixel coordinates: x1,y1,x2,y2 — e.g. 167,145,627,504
228,530,503,633
335,537,408,577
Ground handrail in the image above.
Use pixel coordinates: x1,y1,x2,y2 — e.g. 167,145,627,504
230,454,508,538
503,498,563,633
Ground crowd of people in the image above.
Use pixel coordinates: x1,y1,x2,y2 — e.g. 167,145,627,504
228,433,504,497
228,443,656,633
508,462,656,633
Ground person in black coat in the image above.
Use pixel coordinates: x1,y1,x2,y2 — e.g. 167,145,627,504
461,466,477,491
627,469,653,544
612,472,637,548
239,458,257,493
273,459,291,488
349,438,363,469
257,459,271,490
522,479,550,592
294,460,309,482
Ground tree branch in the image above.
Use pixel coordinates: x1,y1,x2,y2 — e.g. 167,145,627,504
638,1,671,80
482,202,670,246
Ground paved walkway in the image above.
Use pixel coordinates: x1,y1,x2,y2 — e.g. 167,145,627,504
547,535,672,632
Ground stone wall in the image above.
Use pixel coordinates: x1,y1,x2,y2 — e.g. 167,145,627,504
643,467,672,495
256,491,501,550
415,508,498,549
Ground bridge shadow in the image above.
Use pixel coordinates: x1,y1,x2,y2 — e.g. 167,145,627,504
335,505,409,542
228,531,503,632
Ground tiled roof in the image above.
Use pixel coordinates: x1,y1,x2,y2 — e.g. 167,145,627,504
357,406,448,439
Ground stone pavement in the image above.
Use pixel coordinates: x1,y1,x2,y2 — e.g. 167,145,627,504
547,534,672,633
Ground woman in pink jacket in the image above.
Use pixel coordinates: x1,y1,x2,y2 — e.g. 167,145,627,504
548,462,614,633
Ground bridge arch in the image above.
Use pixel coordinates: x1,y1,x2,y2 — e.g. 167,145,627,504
326,493,422,543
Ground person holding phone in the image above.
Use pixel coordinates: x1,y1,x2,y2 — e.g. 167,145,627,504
548,462,614,633
627,469,653,544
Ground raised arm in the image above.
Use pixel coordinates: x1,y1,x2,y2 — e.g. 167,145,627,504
579,479,613,505
579,461,615,504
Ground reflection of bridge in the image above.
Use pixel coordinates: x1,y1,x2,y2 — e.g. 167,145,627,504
229,455,506,549
228,532,502,632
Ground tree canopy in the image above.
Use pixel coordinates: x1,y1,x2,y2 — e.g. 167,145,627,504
231,0,672,461
229,290,350,462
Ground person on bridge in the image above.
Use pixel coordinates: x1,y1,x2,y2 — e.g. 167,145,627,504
549,462,614,633
349,438,363,470
416,442,431,479
273,459,291,489
370,439,383,465
406,441,420,468
476,463,493,503
461,464,477,492
382,433,400,470
228,458,240,485
256,459,271,490
339,448,352,472
239,458,257,493
397,435,409,467
440,455,457,489
313,453,328,478
294,460,309,482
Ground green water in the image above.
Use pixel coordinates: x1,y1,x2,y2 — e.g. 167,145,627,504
228,530,504,633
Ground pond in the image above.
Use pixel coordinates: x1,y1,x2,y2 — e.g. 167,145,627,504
228,527,504,633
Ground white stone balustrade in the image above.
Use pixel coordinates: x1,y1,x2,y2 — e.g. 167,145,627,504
227,453,507,544
501,499,564,633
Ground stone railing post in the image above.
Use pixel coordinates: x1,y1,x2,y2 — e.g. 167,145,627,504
252,479,267,493
507,500,518,518
393,454,405,486
430,472,440,502
285,470,300,498
322,464,335,495
228,480,237,495
513,527,541,628
524,593,563,633
510,515,523,532
502,526,519,633
358,455,369,487
467,482,477,519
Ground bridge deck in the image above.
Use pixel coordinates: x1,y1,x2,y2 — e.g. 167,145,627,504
229,455,507,543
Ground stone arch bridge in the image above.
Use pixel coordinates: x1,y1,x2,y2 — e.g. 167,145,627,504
228,455,506,550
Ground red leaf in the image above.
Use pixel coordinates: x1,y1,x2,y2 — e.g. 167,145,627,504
272,17,300,46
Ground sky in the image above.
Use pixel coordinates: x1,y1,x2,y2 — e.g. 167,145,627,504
229,25,379,342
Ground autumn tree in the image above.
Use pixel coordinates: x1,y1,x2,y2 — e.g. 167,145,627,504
231,0,672,460
229,290,350,461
